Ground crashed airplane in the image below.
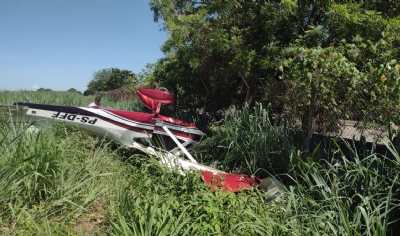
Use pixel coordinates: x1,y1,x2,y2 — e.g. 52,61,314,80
0,88,283,199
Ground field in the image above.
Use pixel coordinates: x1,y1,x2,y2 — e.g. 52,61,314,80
1,91,400,235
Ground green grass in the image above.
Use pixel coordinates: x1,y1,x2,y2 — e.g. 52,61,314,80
194,102,400,235
1,90,399,235
0,90,145,111
194,103,293,177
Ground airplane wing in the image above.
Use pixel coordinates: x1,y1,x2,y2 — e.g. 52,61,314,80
0,104,30,122
0,104,29,112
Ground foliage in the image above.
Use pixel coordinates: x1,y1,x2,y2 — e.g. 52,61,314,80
0,90,147,113
137,63,157,85
1,90,400,235
281,46,364,132
197,103,400,235
0,90,92,107
84,68,138,95
2,2,399,232
278,138,400,235
150,0,293,110
37,88,53,92
109,155,272,236
0,115,117,234
149,0,400,133
195,102,293,177
67,88,82,94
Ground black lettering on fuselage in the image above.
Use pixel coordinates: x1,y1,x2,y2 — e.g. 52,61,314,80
51,112,60,118
88,118,98,125
49,112,98,125
59,113,68,119
67,114,76,121
81,117,89,123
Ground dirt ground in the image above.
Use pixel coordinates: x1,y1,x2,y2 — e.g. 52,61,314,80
327,120,393,144
73,198,110,236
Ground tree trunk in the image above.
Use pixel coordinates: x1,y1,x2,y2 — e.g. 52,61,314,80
303,80,319,158
200,78,209,128
245,88,251,105
169,83,178,112
239,71,252,106
245,86,258,107
304,84,315,156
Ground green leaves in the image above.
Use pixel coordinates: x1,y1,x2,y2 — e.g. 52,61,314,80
151,0,289,108
195,102,292,176
85,68,137,95
149,0,399,126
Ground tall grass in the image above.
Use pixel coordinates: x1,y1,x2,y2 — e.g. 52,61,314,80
268,138,400,235
1,90,399,235
0,91,138,234
108,155,273,236
0,90,91,106
0,91,273,235
0,112,121,234
195,102,293,177
0,90,145,111
195,102,400,235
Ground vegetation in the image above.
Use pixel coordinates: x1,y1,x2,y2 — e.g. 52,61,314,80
84,68,138,96
67,88,82,94
1,90,400,235
79,2,399,140
147,0,400,130
1,1,399,235
36,88,53,92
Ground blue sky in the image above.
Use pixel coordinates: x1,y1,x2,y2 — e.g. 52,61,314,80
0,0,167,93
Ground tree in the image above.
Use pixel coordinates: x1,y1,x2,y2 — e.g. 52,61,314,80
277,2,400,153
106,68,137,90
137,63,156,84
36,88,52,92
150,0,400,128
84,68,113,95
84,68,138,95
150,0,296,110
67,88,82,94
